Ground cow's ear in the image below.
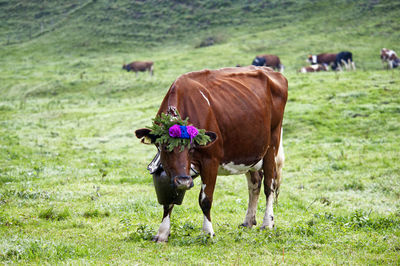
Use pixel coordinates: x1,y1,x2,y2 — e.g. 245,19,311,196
135,128,157,144
196,131,217,149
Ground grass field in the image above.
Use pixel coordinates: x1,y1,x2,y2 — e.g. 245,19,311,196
1,0,400,264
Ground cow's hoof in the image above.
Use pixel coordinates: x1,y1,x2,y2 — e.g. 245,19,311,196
240,218,256,228
261,215,274,229
260,223,275,230
152,235,168,243
239,221,256,228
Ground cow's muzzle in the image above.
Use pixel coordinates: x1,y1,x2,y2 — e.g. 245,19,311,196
173,175,194,190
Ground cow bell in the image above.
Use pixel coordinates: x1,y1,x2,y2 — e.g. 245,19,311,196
152,168,186,205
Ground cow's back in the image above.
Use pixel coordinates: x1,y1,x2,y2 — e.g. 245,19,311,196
157,66,287,164
131,61,153,70
257,54,281,67
319,53,337,64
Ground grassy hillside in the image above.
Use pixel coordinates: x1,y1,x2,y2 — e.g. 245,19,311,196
1,0,400,264
1,0,400,54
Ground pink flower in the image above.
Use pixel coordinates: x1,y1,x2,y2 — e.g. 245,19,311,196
169,124,181,138
186,126,198,142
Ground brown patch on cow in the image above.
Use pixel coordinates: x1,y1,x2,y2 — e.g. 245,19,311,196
308,53,337,66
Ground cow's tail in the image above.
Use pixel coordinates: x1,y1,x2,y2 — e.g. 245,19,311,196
279,64,285,73
274,127,285,202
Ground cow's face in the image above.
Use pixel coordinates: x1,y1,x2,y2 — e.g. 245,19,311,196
252,57,265,66
159,144,195,190
307,55,313,64
136,128,217,191
122,64,131,71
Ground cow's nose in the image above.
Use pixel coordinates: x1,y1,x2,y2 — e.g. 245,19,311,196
174,175,194,190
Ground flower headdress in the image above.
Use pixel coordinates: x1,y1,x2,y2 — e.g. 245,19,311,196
149,112,211,152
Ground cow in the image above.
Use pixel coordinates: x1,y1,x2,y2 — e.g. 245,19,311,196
332,51,356,71
307,53,337,69
135,66,288,242
299,64,328,73
381,48,399,69
122,61,154,76
252,54,284,72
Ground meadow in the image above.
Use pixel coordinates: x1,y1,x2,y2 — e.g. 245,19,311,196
1,0,400,264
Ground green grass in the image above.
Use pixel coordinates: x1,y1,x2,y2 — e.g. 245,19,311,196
1,0,400,264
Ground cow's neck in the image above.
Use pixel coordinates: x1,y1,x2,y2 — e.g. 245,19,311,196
312,55,317,64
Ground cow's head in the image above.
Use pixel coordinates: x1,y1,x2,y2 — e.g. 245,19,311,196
307,55,313,64
393,58,400,68
122,64,131,71
252,57,266,66
136,127,216,190
135,113,217,200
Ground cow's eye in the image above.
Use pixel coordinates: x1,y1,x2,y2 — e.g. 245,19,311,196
161,145,169,152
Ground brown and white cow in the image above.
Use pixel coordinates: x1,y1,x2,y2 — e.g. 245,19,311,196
123,61,154,76
252,54,284,72
307,53,337,69
135,66,288,242
381,48,399,69
299,64,328,73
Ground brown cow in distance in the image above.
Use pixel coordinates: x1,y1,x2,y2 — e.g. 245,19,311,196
135,66,288,242
307,53,337,69
122,61,154,76
252,54,284,72
299,64,328,73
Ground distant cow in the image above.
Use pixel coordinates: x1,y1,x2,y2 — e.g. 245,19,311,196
299,64,328,73
381,48,399,69
122,61,154,76
332,51,356,71
307,53,337,69
252,54,284,72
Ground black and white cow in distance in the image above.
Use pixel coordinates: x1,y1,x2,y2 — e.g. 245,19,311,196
332,51,356,71
136,66,288,242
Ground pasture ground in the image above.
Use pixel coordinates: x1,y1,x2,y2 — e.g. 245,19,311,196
1,0,400,264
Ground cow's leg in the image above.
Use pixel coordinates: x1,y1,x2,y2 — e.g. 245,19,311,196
199,166,218,237
352,61,356,70
342,59,349,70
153,204,174,242
150,65,154,76
339,59,347,71
241,170,263,228
274,128,285,200
261,125,283,229
279,64,284,73
261,146,276,229
389,60,394,69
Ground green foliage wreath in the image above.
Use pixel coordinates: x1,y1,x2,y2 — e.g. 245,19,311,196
149,112,211,152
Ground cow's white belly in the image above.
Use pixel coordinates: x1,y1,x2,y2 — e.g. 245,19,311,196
217,160,263,175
